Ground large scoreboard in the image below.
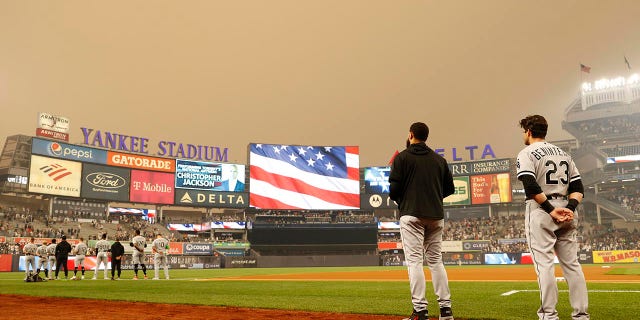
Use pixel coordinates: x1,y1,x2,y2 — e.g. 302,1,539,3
28,137,247,208
360,158,512,209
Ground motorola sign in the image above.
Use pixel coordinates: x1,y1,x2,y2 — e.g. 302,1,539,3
360,194,397,210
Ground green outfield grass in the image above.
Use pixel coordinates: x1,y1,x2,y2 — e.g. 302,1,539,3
604,265,640,275
1,265,639,320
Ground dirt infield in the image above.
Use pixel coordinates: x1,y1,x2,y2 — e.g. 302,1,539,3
1,265,636,320
217,264,639,282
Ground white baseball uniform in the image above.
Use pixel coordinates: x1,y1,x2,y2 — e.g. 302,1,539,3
517,141,589,320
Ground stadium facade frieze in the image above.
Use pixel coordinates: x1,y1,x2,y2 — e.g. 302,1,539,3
80,127,228,162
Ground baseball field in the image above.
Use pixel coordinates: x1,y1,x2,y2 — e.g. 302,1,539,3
1,264,639,320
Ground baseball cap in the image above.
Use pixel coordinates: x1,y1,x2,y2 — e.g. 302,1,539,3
61,235,67,240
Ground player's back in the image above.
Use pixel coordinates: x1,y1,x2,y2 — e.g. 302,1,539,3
24,243,37,254
36,245,48,256
132,235,146,249
47,244,57,255
95,240,110,253
75,243,88,255
517,141,580,196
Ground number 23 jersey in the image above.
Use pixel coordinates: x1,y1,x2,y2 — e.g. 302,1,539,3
516,141,581,196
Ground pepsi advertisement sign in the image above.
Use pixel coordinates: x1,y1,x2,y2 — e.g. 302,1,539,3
183,243,213,255
32,138,107,164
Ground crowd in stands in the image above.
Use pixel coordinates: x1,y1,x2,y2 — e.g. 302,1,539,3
252,210,376,225
598,184,640,214
377,213,639,253
580,222,640,251
2,201,639,254
576,116,640,141
602,144,640,158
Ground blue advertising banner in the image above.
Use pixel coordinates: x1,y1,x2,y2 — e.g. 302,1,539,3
175,160,245,192
32,138,108,164
175,159,223,190
174,189,248,208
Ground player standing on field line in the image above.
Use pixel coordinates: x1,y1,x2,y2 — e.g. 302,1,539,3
151,233,170,280
54,235,72,280
46,239,57,280
22,237,38,281
516,115,589,320
110,239,125,280
131,229,148,280
93,233,110,280
71,237,88,280
389,122,455,320
36,240,49,279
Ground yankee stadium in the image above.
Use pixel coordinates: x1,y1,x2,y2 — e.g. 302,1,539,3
3,2,640,318
0,71,639,320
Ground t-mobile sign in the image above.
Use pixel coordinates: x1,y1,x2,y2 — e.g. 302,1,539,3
129,170,174,204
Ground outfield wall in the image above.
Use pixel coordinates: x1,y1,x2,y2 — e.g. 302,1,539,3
2,249,632,272
255,255,380,268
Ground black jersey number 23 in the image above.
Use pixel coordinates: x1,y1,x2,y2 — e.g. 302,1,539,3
545,160,569,185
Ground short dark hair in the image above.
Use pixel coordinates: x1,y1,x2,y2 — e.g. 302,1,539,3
135,229,141,235
101,233,107,240
519,115,548,139
410,122,429,141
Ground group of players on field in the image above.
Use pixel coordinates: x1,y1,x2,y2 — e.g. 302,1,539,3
22,229,170,281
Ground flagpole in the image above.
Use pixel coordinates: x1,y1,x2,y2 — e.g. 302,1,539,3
579,62,583,97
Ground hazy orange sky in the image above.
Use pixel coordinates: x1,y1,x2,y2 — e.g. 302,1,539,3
1,1,639,166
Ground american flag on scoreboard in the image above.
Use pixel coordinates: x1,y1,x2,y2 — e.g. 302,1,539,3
249,143,360,210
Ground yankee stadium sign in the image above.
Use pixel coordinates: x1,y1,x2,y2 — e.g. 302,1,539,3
80,127,229,162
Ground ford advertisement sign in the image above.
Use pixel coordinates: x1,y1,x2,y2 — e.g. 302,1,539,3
183,243,213,255
81,163,131,201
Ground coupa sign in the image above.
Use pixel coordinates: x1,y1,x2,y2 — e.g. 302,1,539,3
183,243,213,255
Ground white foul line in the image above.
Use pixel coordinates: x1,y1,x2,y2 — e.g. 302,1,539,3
502,289,640,296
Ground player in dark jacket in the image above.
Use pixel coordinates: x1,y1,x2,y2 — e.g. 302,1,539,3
389,122,455,320
110,240,125,280
54,235,72,280
389,139,455,219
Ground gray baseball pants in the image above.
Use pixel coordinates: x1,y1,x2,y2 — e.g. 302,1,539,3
525,200,589,320
400,215,452,313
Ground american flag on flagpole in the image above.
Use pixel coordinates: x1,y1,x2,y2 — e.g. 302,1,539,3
580,63,591,73
249,143,360,210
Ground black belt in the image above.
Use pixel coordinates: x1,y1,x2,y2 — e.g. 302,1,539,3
546,193,567,200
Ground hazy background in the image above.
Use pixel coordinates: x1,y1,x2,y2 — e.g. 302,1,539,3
1,1,639,166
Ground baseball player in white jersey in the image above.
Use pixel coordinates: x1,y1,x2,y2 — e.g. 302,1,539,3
516,115,589,320
22,237,38,281
36,240,49,279
151,234,170,280
46,239,57,280
93,233,110,280
71,237,88,280
131,229,148,280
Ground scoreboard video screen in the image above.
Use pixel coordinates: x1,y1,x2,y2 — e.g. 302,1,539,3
363,166,391,194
